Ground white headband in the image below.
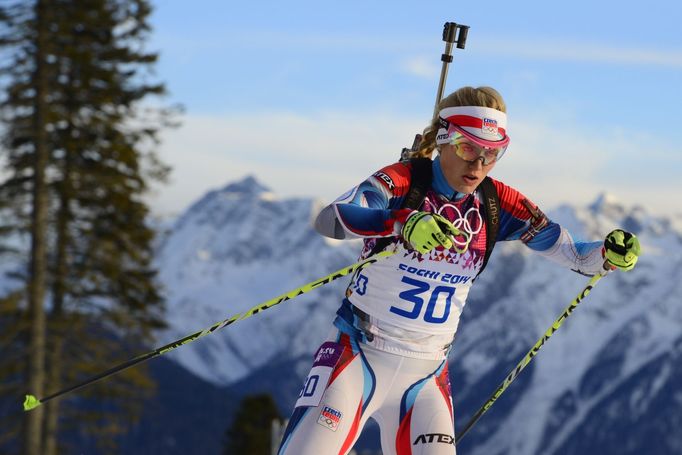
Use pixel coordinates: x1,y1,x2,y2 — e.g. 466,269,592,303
436,106,508,145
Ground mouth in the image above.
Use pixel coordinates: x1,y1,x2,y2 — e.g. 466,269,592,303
463,175,479,184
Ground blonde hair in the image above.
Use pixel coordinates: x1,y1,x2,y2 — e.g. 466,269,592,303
413,86,507,159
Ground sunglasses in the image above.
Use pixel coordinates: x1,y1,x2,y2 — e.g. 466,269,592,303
445,127,509,166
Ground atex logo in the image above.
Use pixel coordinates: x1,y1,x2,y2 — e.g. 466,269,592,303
373,171,395,190
413,433,455,445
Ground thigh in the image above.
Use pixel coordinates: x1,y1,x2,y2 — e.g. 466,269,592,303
381,360,456,455
278,334,377,455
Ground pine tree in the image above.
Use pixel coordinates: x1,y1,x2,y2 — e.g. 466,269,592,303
224,394,283,455
0,1,53,453
0,0,177,453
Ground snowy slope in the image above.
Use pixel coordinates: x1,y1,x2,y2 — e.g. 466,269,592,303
155,176,359,385
155,177,682,454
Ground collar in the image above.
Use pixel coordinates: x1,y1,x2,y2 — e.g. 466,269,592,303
433,156,466,201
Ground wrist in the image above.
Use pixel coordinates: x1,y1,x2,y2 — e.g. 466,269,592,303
393,209,417,234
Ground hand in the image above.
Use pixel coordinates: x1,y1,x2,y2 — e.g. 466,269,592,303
401,211,463,254
604,229,640,271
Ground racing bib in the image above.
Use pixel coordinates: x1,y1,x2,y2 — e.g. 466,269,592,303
348,252,477,334
295,341,344,408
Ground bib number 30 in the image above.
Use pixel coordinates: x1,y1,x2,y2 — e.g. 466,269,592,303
390,276,455,324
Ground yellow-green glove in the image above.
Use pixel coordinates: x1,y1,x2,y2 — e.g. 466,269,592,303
604,229,640,271
401,211,463,254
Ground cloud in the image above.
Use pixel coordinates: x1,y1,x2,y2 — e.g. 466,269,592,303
153,28,430,56
155,26,682,70
149,111,424,216
149,109,677,218
400,56,440,79
475,39,682,68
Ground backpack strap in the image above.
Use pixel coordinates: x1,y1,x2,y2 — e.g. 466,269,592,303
369,158,432,255
369,160,500,280
403,157,433,208
476,176,500,278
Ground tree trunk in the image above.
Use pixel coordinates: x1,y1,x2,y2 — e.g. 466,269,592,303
44,97,75,455
24,0,50,453
43,335,63,455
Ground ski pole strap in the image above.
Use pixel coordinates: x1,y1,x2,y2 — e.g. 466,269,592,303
455,272,606,444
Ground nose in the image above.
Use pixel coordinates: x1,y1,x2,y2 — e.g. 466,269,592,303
468,156,485,168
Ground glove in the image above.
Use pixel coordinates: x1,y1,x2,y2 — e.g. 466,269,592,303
401,211,463,254
604,229,640,271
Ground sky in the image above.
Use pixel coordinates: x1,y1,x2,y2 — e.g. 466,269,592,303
147,0,682,219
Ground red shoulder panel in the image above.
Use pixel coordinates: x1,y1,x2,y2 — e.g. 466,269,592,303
490,177,533,221
372,162,412,198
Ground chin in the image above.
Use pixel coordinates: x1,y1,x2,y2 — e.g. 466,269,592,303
455,182,477,194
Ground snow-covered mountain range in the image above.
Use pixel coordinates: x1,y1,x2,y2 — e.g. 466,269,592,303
154,175,682,454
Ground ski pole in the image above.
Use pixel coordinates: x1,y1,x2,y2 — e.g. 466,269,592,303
22,249,396,412
455,271,607,444
401,21,469,161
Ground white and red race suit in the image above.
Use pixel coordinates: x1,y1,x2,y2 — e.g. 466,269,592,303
278,157,606,455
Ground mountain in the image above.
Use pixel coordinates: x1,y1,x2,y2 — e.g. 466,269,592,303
155,176,359,386
152,177,682,454
451,197,682,455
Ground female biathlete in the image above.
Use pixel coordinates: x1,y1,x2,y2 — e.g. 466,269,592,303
277,86,640,455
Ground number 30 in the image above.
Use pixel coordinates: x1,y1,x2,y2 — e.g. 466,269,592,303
390,276,454,323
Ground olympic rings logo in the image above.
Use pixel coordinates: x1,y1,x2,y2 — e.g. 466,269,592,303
437,204,483,251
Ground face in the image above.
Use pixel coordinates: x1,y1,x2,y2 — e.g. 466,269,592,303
439,143,496,194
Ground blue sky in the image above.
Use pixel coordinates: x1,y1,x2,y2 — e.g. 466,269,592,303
148,0,682,218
